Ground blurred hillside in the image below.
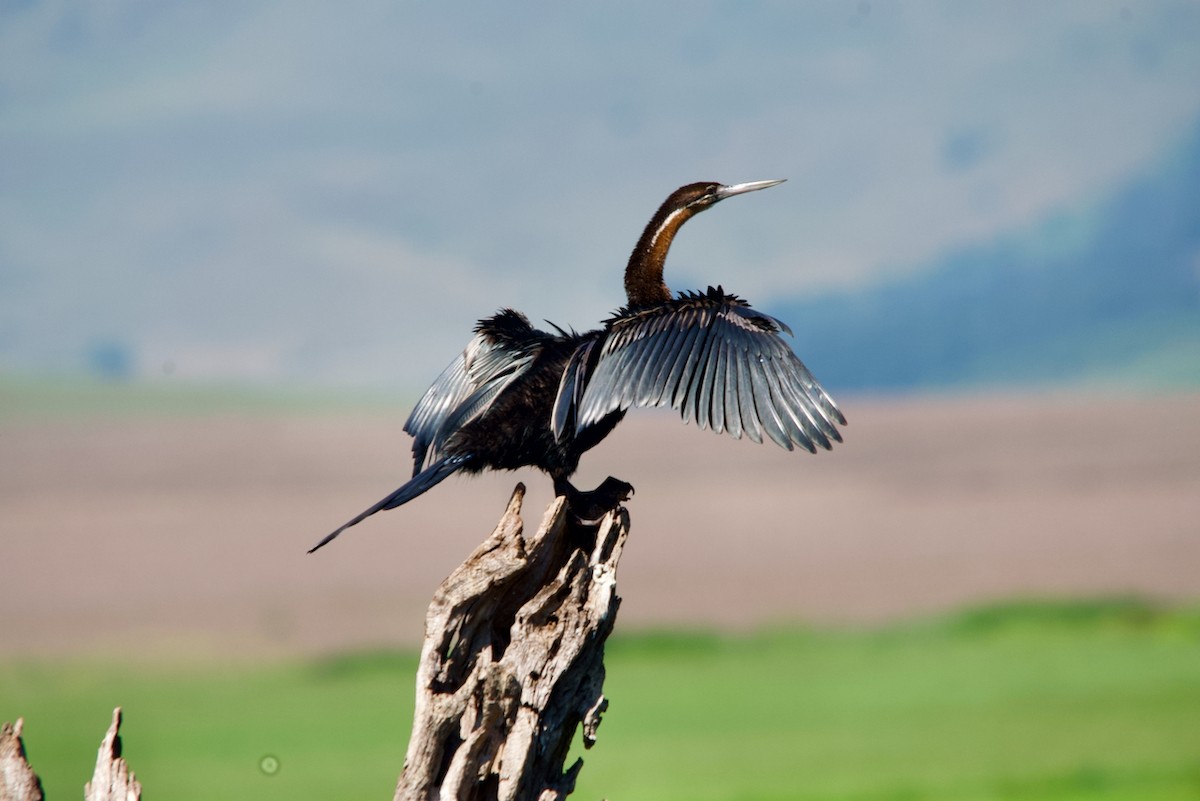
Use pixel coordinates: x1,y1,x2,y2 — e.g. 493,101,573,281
781,121,1200,392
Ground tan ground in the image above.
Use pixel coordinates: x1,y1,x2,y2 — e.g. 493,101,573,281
2,393,1198,659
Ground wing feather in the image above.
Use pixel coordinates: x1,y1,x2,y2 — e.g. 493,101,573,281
557,290,844,452
709,333,728,435
552,339,595,441
734,340,764,444
686,315,721,428
764,360,817,452
721,335,743,440
404,311,544,472
672,307,713,412
404,353,472,475
658,310,702,409
630,318,677,406
750,349,792,451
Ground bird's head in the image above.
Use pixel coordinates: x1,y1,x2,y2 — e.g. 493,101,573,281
625,178,786,307
665,179,787,214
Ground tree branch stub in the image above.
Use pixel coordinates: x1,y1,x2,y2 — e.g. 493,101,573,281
84,708,141,801
0,718,45,801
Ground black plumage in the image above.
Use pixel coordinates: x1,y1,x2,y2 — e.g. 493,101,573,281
309,180,845,553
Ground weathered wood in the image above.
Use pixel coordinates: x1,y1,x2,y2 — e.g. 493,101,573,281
0,718,44,801
84,708,141,801
395,483,629,801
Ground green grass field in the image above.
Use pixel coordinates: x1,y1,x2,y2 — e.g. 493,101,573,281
3,600,1199,800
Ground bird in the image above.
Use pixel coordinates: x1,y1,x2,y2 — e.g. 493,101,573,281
308,179,845,553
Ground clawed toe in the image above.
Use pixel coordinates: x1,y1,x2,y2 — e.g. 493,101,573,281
554,476,634,525
595,476,634,502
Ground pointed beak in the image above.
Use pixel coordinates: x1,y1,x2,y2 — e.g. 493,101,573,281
713,179,786,201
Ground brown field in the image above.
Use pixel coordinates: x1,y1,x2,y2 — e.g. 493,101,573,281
2,392,1198,659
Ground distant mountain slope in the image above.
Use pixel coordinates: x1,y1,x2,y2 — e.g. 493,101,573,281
777,123,1200,393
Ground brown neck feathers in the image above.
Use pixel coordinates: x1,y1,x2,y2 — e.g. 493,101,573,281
624,203,697,307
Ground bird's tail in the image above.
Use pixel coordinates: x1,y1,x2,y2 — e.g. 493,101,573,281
307,454,471,553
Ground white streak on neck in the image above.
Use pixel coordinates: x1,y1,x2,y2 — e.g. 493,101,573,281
647,206,688,255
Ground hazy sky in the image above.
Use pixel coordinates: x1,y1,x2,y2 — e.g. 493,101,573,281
2,1,1198,385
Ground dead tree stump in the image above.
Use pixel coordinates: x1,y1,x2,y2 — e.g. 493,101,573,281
395,483,629,801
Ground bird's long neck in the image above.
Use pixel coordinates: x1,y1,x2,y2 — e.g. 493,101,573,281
624,201,698,307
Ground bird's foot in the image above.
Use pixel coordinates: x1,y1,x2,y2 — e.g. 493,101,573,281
554,476,634,525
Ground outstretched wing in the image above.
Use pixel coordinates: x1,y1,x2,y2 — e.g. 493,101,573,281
555,288,845,452
404,310,545,474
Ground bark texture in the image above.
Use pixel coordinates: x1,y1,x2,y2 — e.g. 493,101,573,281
395,483,629,801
